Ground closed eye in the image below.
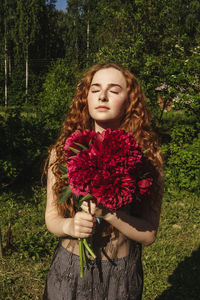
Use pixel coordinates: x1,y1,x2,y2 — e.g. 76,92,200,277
91,90,100,93
110,90,119,94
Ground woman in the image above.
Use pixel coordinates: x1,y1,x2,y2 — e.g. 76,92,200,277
43,63,164,300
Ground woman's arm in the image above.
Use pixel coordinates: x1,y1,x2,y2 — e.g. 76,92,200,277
81,195,162,246
98,174,163,246
45,149,95,238
103,208,158,246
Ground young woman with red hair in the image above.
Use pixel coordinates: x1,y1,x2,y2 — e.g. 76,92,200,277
43,63,164,300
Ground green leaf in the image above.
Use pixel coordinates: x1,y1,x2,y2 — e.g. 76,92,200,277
61,174,68,179
68,155,76,160
58,164,67,174
58,186,72,204
73,142,88,150
67,146,80,154
143,148,150,154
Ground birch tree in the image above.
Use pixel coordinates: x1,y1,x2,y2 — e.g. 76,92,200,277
15,0,45,98
1,0,16,106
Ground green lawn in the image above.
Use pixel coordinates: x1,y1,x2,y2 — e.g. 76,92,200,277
0,187,199,299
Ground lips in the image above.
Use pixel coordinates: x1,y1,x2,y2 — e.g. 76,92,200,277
96,106,110,110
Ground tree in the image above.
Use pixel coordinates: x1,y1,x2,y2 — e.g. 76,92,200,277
1,0,16,106
14,0,46,97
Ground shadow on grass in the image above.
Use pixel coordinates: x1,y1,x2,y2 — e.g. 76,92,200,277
156,247,200,300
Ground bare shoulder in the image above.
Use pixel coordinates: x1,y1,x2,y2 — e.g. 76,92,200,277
49,147,57,166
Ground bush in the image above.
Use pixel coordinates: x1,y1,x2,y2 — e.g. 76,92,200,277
0,109,58,188
0,60,82,189
165,124,200,193
38,59,79,131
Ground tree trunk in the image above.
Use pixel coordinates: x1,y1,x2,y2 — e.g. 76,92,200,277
4,37,8,107
9,56,11,78
26,41,29,96
87,13,90,59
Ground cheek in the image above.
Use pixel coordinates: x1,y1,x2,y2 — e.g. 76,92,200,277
114,97,127,112
87,94,92,107
87,95,95,115
87,91,96,103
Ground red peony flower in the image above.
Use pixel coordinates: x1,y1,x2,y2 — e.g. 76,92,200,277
91,174,137,210
65,129,152,211
137,178,153,195
67,149,95,196
64,129,96,160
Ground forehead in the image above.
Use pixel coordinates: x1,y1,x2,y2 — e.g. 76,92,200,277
91,68,127,87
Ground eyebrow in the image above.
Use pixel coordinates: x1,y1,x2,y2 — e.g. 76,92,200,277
91,83,122,88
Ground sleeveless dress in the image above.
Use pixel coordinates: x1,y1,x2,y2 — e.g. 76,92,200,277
43,218,143,300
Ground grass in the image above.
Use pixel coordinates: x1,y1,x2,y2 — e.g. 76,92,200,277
0,187,199,299
142,189,200,300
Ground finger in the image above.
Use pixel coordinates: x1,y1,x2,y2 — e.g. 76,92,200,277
82,212,95,222
75,223,93,233
74,219,94,237
74,226,93,238
78,232,93,238
75,211,94,223
80,202,88,212
81,201,88,207
75,219,94,229
89,200,96,215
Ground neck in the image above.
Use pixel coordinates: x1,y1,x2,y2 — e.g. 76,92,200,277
94,121,120,133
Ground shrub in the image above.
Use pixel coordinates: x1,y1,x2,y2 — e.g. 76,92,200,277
165,124,200,193
38,59,79,131
0,109,57,188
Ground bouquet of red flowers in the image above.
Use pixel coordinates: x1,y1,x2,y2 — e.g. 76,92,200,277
58,128,153,277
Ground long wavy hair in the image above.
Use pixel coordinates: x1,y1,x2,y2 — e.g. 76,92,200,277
45,62,164,222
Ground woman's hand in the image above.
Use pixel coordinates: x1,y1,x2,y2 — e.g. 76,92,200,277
68,211,95,239
81,200,109,219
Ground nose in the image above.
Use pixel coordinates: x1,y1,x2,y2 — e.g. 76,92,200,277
99,90,108,101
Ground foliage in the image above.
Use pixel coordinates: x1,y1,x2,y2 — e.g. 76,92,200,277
0,108,58,188
38,59,79,130
165,128,200,193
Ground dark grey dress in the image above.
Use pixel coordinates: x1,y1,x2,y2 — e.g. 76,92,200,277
43,233,143,300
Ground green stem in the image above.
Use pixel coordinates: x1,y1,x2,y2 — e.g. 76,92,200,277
78,238,84,278
82,243,89,270
83,238,96,259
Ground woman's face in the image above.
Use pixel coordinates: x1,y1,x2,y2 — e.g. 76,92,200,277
87,67,128,132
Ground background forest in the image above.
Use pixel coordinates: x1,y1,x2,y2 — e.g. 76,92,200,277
0,0,200,299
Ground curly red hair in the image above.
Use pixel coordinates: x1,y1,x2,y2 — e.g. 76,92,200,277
46,63,164,220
